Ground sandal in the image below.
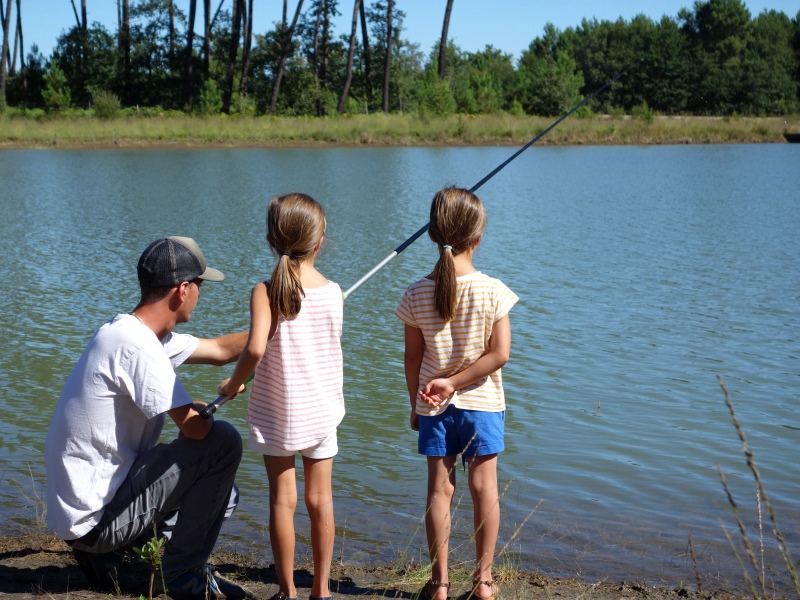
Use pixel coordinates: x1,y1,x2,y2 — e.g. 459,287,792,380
419,579,450,600
471,579,499,600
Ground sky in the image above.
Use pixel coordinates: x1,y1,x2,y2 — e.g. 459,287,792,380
19,0,800,61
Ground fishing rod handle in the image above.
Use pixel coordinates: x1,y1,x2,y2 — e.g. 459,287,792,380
199,394,228,419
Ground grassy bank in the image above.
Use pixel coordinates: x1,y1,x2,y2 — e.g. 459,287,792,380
0,113,798,148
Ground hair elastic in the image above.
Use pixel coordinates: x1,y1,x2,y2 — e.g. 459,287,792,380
442,245,453,251
279,250,291,257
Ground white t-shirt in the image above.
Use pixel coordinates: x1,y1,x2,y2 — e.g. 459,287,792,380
45,314,198,539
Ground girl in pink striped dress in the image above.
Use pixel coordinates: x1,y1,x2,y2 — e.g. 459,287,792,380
219,193,343,600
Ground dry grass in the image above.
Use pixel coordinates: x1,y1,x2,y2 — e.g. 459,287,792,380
0,113,796,148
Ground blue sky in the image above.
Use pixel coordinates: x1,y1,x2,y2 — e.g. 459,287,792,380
24,0,800,61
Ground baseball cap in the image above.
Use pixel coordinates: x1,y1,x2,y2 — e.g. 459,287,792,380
137,236,224,287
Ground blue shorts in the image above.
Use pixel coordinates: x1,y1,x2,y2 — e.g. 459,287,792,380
418,404,505,458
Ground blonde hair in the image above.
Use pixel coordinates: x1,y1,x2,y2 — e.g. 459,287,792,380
266,193,326,318
428,187,487,321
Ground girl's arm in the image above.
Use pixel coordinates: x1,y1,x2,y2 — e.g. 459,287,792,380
419,315,511,406
218,282,271,397
404,324,425,431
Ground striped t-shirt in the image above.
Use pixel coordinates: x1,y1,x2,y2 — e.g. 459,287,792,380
395,272,518,415
248,280,345,451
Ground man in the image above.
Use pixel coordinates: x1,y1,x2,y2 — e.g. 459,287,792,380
45,236,249,600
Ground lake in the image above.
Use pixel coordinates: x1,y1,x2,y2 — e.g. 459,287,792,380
0,144,797,593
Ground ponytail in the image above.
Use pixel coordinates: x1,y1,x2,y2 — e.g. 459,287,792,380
432,245,457,321
428,187,487,322
266,193,326,319
269,253,304,318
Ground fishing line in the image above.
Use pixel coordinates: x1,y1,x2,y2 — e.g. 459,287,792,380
342,58,643,300
201,59,642,419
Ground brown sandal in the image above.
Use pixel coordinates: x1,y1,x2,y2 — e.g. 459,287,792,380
471,579,499,600
419,579,450,600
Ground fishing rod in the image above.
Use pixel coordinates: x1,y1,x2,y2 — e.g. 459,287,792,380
342,58,643,300
201,59,642,419
200,373,254,418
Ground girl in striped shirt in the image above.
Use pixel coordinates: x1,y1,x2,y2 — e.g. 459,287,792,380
395,187,518,600
219,193,343,600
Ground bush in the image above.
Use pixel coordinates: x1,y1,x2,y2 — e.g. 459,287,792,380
91,89,121,119
631,101,654,123
197,79,223,116
41,60,71,113
419,78,456,117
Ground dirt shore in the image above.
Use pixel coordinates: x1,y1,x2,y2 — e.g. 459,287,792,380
0,532,768,600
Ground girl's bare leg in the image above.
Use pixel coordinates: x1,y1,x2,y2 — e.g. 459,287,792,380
468,454,500,599
265,455,298,599
302,456,334,599
425,455,457,600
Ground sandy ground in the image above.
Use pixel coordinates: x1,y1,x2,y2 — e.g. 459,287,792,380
0,533,770,600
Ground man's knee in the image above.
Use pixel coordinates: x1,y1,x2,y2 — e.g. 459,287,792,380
206,420,243,466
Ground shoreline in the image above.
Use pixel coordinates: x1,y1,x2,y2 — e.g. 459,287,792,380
0,532,781,599
1,114,797,150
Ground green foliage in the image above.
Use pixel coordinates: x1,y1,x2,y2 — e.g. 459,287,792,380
133,535,167,600
516,49,584,116
42,60,72,113
418,77,456,116
198,79,223,115
631,101,655,122
91,89,122,119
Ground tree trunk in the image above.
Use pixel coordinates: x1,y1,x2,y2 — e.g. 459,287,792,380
120,0,130,104
239,0,253,99
202,0,211,75
359,0,371,105
337,0,360,114
438,0,454,79
222,0,243,112
185,0,196,108
15,0,23,100
269,0,304,115
81,0,87,31
69,0,80,29
0,0,11,101
282,0,287,28
10,3,17,75
382,0,393,113
168,0,175,62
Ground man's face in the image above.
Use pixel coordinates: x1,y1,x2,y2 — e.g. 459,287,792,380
177,278,203,323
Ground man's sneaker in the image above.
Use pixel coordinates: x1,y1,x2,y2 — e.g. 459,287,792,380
72,548,124,592
163,564,249,600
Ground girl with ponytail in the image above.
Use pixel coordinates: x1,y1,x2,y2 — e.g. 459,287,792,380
219,192,343,600
395,187,518,600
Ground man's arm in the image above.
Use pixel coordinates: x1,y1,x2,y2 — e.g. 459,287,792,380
168,402,213,439
184,330,249,366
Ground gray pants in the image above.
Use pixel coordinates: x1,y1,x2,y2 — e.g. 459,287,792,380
70,420,242,577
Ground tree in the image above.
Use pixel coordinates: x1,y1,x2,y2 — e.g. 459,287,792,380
42,59,71,112
337,0,360,113
222,0,244,112
270,0,304,114
438,0,453,79
54,24,117,108
0,0,11,102
517,32,584,116
184,0,196,107
382,0,392,111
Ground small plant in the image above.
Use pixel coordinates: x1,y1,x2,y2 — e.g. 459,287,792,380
198,79,223,116
631,101,654,123
133,535,167,600
91,89,122,119
41,60,71,114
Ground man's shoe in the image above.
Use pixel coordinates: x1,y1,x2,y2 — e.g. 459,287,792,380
72,548,124,592
164,564,248,600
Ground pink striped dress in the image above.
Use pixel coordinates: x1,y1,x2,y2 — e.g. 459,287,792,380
247,281,345,451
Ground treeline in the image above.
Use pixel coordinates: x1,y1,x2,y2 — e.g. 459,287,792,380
1,0,798,118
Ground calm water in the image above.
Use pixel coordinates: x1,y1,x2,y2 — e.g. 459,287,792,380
0,144,797,592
